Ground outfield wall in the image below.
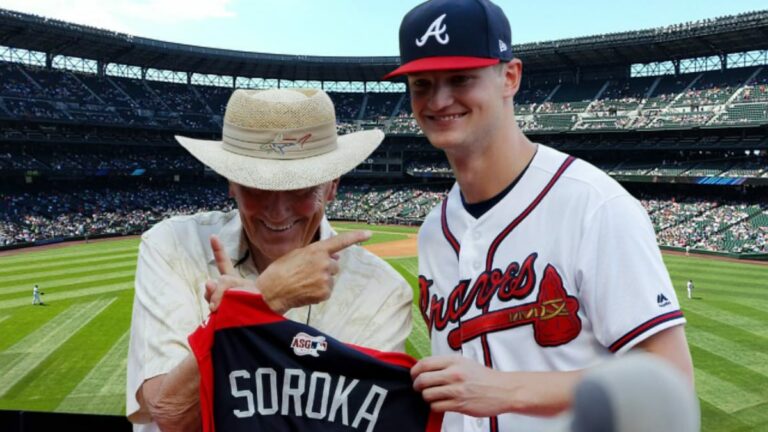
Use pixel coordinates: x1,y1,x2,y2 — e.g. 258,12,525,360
5,231,768,261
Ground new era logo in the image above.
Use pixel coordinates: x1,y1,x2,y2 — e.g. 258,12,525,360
499,39,508,53
657,293,671,307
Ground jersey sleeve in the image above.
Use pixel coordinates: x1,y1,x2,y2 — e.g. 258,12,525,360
575,194,685,354
126,226,207,422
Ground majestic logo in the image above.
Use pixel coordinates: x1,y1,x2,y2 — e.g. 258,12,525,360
419,253,582,348
416,13,449,47
291,332,328,357
657,293,671,307
499,39,508,53
260,133,312,155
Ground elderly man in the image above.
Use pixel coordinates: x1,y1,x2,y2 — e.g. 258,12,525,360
127,88,413,432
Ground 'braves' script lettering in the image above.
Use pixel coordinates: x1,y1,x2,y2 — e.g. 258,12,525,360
419,253,538,332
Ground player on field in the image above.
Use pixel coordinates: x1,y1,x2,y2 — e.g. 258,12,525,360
32,284,43,305
384,0,695,430
126,88,413,432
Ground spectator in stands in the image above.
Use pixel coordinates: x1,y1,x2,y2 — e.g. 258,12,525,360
126,88,413,432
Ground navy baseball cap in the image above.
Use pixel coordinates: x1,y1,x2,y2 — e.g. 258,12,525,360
384,0,513,79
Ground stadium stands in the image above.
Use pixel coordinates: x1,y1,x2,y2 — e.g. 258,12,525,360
0,8,767,258
2,59,768,135
4,183,768,255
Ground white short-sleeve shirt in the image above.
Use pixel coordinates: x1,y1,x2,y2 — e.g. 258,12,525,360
127,210,412,432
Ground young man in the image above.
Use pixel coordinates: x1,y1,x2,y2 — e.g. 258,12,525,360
687,279,694,299
385,1,694,431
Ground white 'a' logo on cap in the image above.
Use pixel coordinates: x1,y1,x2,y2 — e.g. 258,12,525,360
416,13,450,47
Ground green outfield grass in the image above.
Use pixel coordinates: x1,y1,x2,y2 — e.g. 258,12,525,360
332,222,419,235
0,233,767,431
332,222,412,245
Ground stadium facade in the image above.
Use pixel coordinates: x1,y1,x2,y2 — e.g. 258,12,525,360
1,8,768,257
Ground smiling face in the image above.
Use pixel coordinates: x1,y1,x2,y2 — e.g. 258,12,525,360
407,61,521,156
230,179,338,272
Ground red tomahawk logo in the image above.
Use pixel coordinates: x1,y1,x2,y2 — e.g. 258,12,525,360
447,264,582,350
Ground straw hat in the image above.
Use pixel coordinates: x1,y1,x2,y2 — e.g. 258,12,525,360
176,88,384,190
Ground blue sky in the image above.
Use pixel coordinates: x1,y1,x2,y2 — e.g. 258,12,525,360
0,0,766,56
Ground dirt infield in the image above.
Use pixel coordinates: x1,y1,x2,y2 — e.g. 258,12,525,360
363,236,417,258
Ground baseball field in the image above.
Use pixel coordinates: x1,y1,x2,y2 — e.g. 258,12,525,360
0,223,766,431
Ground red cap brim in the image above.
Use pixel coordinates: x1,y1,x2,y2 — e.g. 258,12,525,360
383,56,500,80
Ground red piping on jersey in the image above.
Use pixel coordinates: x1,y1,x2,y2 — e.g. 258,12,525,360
192,291,418,368
441,198,461,258
485,156,576,270
609,310,684,353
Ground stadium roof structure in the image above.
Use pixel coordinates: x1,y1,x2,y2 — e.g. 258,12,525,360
0,8,767,81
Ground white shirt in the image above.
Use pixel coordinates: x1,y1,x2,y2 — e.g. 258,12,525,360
418,145,685,432
127,210,412,432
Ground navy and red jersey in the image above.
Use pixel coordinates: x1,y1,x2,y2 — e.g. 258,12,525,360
189,291,443,432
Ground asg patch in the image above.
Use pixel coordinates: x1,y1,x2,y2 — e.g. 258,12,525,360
290,332,328,357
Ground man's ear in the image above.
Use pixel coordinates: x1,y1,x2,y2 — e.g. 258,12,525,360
227,182,236,198
326,179,340,201
503,58,523,99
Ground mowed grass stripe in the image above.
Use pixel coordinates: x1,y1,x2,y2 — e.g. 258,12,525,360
0,316,8,325
716,296,768,315
670,272,768,293
56,330,129,415
0,243,138,266
1,291,133,412
665,262,768,280
0,263,137,291
663,254,768,272
689,344,768,414
687,328,768,377
728,403,768,431
0,282,133,310
684,309,768,353
699,399,751,432
682,299,768,338
407,301,431,360
332,222,418,235
388,257,431,359
694,367,765,414
0,271,135,298
0,298,115,397
0,252,137,279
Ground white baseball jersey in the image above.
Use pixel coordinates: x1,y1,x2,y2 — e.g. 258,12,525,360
418,145,685,432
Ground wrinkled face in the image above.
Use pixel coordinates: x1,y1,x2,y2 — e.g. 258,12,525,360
407,63,517,154
230,180,338,271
